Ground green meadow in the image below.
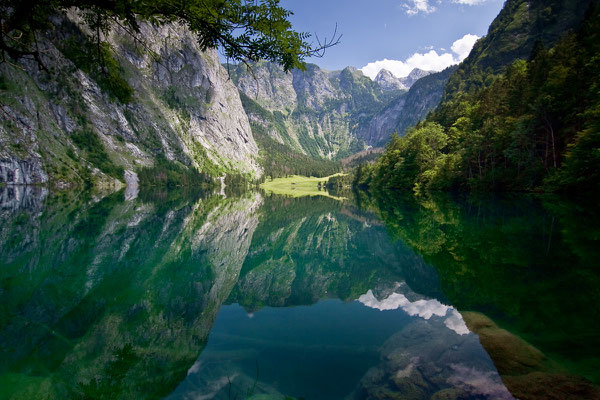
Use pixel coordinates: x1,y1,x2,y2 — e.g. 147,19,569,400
260,174,346,200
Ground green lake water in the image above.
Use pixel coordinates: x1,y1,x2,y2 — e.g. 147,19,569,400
0,186,598,399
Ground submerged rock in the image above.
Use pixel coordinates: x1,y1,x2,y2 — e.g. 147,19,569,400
462,312,600,400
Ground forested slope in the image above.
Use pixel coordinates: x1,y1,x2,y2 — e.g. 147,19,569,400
366,0,599,193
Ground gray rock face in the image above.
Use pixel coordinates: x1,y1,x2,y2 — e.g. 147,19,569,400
232,61,450,155
375,68,434,92
366,66,457,143
231,62,403,158
375,69,407,91
119,23,261,176
400,68,434,88
0,13,452,180
0,15,261,187
0,158,48,185
233,62,297,111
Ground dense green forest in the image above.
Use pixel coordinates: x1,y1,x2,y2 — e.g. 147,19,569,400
137,157,215,187
365,1,600,193
253,126,341,178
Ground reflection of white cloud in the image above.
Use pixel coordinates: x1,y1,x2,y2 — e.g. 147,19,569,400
358,289,469,335
187,360,202,375
444,309,470,335
360,34,479,79
449,364,516,399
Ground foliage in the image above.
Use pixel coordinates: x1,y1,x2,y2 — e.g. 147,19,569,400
251,123,341,179
137,156,214,187
70,128,124,180
370,3,600,193
353,163,375,189
371,124,459,192
62,38,133,103
0,0,335,73
326,173,353,189
439,0,591,105
224,173,251,187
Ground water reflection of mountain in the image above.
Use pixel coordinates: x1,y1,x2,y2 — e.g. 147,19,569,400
2,188,596,400
0,188,262,399
170,194,513,400
228,195,445,311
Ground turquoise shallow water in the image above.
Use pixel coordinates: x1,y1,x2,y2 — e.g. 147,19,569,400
0,186,598,399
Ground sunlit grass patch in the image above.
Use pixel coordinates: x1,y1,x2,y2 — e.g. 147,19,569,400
260,174,346,200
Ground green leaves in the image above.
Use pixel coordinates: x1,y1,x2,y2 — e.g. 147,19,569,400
1,0,330,73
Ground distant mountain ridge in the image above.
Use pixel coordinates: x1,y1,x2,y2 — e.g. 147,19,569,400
230,62,449,160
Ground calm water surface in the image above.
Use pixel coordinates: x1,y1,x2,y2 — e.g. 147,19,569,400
0,186,598,399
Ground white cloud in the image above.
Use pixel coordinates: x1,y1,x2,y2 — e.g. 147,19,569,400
452,0,487,4
401,0,489,16
451,33,479,61
360,33,479,79
403,0,437,15
358,289,470,335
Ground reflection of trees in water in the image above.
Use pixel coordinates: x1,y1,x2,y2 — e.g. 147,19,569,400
365,189,600,397
5,188,595,399
228,194,441,311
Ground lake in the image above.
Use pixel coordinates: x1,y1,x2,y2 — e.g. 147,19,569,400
0,185,598,399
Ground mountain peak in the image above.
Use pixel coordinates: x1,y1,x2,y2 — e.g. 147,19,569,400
374,69,406,91
406,68,432,80
375,69,396,79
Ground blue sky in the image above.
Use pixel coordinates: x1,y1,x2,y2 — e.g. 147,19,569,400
279,0,505,78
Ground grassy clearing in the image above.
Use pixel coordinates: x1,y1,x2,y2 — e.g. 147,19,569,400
260,174,346,200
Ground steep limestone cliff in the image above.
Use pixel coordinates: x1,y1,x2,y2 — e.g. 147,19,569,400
0,13,261,187
374,68,433,92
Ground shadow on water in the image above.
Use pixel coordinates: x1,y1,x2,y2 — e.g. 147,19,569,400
0,186,598,399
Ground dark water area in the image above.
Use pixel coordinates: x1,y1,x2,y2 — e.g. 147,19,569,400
0,186,598,399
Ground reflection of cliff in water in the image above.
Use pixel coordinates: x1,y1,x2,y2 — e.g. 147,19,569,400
169,194,514,400
4,187,588,400
228,194,445,311
0,188,262,399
